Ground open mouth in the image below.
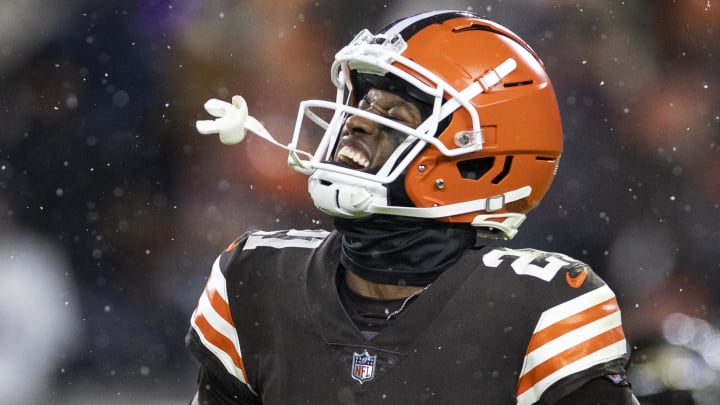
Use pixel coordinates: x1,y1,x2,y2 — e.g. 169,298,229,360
335,145,370,170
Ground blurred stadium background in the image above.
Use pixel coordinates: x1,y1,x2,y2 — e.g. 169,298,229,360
1,0,717,403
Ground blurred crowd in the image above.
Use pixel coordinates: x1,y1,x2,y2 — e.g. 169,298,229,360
0,0,717,403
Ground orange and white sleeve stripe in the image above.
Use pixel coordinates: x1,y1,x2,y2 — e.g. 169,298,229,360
515,285,626,405
191,256,252,389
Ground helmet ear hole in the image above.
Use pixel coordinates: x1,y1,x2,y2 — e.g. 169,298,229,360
457,157,495,180
490,156,513,184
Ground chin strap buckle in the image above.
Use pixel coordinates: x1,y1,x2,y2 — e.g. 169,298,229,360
471,213,527,240
486,194,506,212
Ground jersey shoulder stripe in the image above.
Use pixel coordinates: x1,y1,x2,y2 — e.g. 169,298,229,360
190,255,254,392
189,229,329,393
515,285,626,404
243,229,329,250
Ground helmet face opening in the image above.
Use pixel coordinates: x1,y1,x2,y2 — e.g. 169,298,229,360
287,10,562,239
351,71,436,114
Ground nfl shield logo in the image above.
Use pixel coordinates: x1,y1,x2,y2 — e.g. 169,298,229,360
351,350,376,384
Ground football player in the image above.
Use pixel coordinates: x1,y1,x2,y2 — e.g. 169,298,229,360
187,10,639,404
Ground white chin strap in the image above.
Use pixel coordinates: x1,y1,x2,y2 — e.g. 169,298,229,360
308,170,530,239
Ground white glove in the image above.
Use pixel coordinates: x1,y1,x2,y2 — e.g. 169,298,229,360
195,96,251,145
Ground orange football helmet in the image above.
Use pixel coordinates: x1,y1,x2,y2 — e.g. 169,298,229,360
288,10,563,239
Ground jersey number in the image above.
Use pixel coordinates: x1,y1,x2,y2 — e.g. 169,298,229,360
482,248,571,282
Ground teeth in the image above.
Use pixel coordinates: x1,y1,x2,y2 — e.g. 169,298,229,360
338,146,369,168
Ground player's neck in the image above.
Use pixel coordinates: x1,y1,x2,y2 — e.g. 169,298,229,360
344,268,427,300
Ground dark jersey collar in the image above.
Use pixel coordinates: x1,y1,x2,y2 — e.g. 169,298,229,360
306,231,484,352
